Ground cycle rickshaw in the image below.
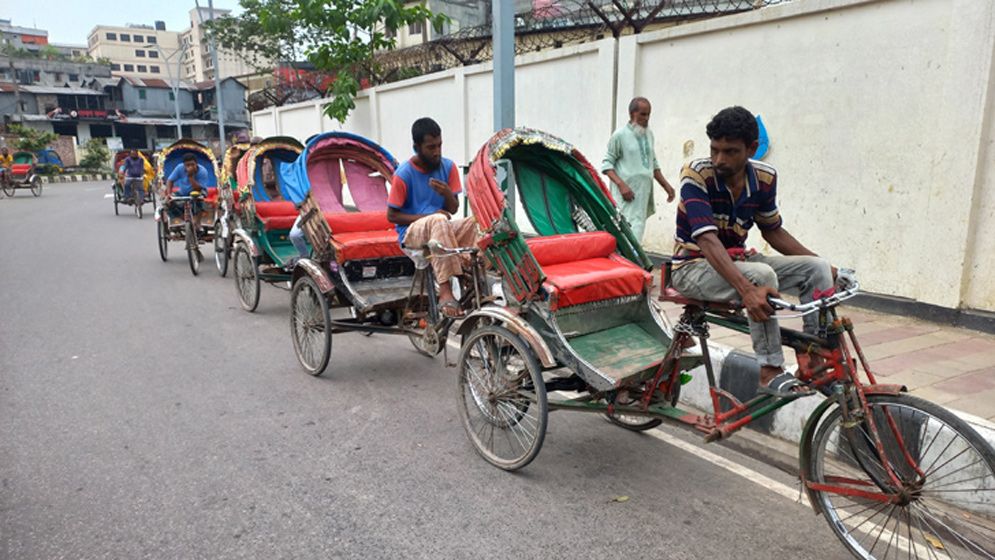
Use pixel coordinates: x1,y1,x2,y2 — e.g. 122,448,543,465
227,136,304,311
213,141,252,276
457,127,995,559
2,151,43,197
154,139,220,276
284,131,487,375
111,150,155,218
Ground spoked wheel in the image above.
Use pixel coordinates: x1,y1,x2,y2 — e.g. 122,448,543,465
604,412,663,432
185,223,200,276
135,197,143,219
290,275,332,376
30,178,42,197
457,325,548,471
403,268,445,356
114,188,120,215
807,393,995,559
233,244,260,312
3,183,16,197
157,215,169,261
213,221,229,277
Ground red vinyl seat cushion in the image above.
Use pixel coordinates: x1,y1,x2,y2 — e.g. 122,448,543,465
323,211,403,262
10,164,31,175
526,231,650,309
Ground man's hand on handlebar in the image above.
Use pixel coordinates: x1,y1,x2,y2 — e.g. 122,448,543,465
742,284,779,322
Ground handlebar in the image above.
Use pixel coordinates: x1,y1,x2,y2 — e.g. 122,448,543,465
767,281,860,317
424,240,479,257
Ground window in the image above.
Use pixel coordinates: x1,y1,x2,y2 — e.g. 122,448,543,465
132,34,143,43
385,27,396,39
408,21,423,35
68,73,79,82
147,36,157,44
111,63,121,71
106,32,117,40
148,50,158,58
120,34,130,42
137,65,147,73
138,89,146,100
135,49,145,57
150,65,160,74
168,91,175,100
123,64,134,72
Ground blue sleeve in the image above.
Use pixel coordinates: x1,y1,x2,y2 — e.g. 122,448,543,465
167,165,182,182
197,167,210,186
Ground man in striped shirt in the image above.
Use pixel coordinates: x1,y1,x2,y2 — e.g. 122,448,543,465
671,106,835,397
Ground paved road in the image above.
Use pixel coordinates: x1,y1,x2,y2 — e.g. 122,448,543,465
0,182,850,559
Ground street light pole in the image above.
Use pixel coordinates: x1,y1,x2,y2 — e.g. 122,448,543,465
147,44,184,139
197,0,226,154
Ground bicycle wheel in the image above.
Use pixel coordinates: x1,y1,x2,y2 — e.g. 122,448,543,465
457,325,548,471
604,413,663,432
213,220,229,277
290,275,332,376
808,393,995,559
30,178,41,197
185,222,199,276
3,183,16,197
157,215,169,261
233,244,260,312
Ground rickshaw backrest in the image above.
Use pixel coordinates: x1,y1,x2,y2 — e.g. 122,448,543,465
11,163,31,175
323,211,393,234
526,232,617,267
13,152,34,165
255,201,298,218
306,151,348,213
164,150,218,187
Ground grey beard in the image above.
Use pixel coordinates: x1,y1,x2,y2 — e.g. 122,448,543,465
632,124,648,137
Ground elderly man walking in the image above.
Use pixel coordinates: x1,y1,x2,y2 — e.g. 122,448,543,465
601,97,675,242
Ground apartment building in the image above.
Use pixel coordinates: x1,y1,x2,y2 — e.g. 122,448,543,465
180,7,257,84
86,22,182,81
0,19,48,52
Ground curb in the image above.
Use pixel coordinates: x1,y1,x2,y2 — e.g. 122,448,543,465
41,173,113,184
682,339,995,450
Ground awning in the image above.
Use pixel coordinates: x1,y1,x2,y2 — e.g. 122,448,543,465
19,85,106,96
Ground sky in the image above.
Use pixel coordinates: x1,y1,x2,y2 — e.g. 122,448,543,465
2,0,243,45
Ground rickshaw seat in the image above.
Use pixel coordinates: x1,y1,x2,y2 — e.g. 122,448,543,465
526,232,651,309
660,286,742,313
11,164,31,175
324,211,405,262
255,200,299,231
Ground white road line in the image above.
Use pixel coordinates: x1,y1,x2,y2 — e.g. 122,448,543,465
646,428,810,507
103,194,114,199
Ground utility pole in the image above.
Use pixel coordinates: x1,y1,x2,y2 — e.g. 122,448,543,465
201,0,226,154
492,0,515,211
147,44,183,138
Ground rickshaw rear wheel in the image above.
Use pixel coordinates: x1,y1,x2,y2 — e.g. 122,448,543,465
213,220,229,277
30,178,42,197
457,325,548,471
290,275,332,376
157,215,169,261
2,183,16,197
233,244,260,311
604,413,663,431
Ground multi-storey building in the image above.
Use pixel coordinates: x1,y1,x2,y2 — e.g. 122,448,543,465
86,22,182,81
0,19,48,53
180,7,258,84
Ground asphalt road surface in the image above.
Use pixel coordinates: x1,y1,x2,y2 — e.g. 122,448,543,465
0,182,851,559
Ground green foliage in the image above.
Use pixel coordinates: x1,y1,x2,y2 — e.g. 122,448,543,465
96,57,112,65
7,124,58,153
39,44,61,60
79,139,111,170
206,0,447,123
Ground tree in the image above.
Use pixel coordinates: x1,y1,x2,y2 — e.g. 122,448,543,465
79,139,111,171
205,0,446,122
7,124,58,153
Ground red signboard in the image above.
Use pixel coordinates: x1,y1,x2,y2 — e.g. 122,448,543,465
74,109,109,119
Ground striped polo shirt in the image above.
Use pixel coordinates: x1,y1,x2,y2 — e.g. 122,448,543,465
672,158,782,268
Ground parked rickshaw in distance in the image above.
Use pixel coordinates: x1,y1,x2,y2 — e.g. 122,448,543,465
154,139,221,275
1,151,43,197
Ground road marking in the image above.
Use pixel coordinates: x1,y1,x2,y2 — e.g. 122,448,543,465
646,428,810,507
103,194,114,199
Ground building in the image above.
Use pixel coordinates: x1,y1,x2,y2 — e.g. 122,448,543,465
50,43,88,59
0,54,112,87
86,21,181,81
0,19,48,53
180,7,258,84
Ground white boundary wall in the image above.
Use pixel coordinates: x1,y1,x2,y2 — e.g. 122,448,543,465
253,0,995,312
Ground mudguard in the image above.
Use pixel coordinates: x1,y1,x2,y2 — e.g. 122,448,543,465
457,305,557,369
291,258,335,294
232,229,258,257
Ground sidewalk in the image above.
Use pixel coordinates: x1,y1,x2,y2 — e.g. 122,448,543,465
657,298,995,422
